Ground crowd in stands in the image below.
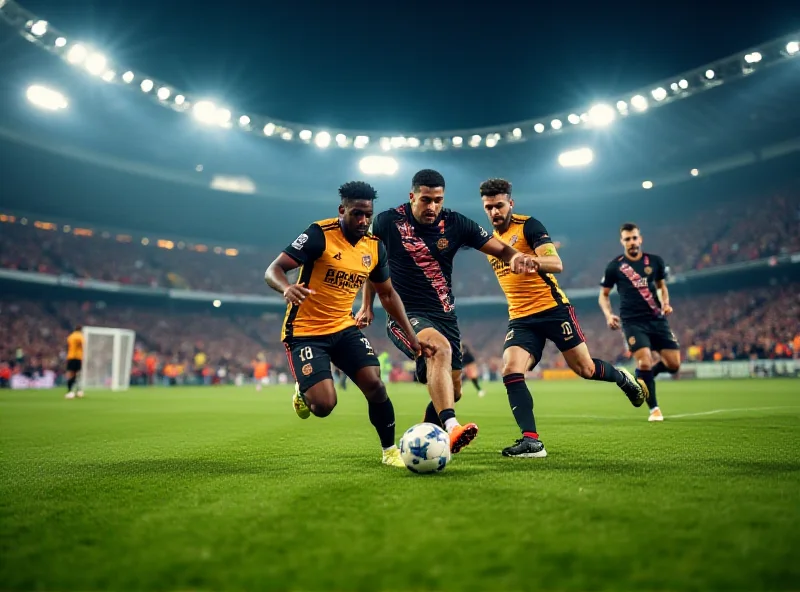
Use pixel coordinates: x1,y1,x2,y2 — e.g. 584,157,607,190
2,281,798,388
1,192,798,297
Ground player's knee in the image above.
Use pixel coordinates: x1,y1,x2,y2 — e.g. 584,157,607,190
431,342,452,365
666,359,681,372
361,379,387,404
502,359,528,376
307,385,337,417
575,363,595,379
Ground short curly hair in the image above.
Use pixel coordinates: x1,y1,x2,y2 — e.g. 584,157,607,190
479,178,512,197
339,181,378,203
411,169,445,191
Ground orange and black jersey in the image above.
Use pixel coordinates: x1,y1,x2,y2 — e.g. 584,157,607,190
67,330,84,361
281,218,389,340
488,214,569,319
601,253,667,321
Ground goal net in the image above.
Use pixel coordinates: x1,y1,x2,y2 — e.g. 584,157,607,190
80,326,136,391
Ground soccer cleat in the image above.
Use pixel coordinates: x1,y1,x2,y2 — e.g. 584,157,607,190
648,408,664,422
65,392,75,400
449,422,479,454
502,436,547,458
292,383,311,419
478,390,485,398
617,367,648,408
76,391,84,398
381,446,405,468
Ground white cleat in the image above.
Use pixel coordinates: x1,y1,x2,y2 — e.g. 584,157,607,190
65,392,75,400
648,408,664,422
477,390,485,398
76,391,84,398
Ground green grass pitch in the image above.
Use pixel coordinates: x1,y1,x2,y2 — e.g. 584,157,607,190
1,379,799,591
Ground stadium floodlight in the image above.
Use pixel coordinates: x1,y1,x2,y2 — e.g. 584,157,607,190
558,147,594,168
616,100,627,112
80,326,135,392
407,137,420,148
26,84,68,111
213,299,222,308
705,69,715,79
631,95,648,111
534,123,545,133
315,131,331,148
122,71,134,83
239,115,250,126
690,168,699,176
281,130,293,141
54,37,67,47
391,136,406,148
30,20,48,37
452,136,463,146
174,94,185,105
85,52,106,76
670,82,679,92
787,41,799,55
263,122,276,136
469,134,482,147
744,52,762,64
101,70,115,82
216,108,231,126
140,79,153,93
550,119,562,130
678,79,689,89
651,87,667,101
359,155,398,176
567,113,581,125
512,127,522,138
354,135,369,148
642,180,654,189
157,87,170,101
379,137,391,151
66,44,87,64
299,129,312,141
192,100,227,125
589,103,616,127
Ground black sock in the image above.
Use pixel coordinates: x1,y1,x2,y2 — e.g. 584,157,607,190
368,397,397,449
471,377,481,391
423,401,442,427
503,373,537,435
438,407,456,427
67,377,75,392
652,361,677,378
636,369,658,409
590,359,623,384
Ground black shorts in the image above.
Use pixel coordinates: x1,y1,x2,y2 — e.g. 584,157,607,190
387,313,462,384
284,326,379,392
504,305,586,366
462,351,476,366
66,359,82,373
623,317,680,353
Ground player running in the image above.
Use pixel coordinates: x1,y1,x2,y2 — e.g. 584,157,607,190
65,325,84,399
599,222,681,422
355,169,537,454
480,179,648,457
460,343,485,398
265,181,431,468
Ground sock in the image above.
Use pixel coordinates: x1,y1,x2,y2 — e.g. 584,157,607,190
471,377,482,392
652,361,677,377
503,373,537,435
423,401,443,427
438,408,458,433
523,431,539,440
636,369,658,410
589,359,623,383
368,397,397,449
67,377,75,392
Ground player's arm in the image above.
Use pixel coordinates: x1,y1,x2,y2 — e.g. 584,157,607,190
655,256,673,315
356,213,387,326
598,263,620,330
265,224,325,305
524,218,563,273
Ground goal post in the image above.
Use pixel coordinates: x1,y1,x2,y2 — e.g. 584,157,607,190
80,326,136,391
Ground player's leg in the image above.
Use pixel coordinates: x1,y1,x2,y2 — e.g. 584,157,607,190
464,363,485,397
560,342,647,408
332,329,403,468
645,326,681,421
283,341,337,419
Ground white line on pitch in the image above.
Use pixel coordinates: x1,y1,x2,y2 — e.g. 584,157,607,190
667,405,800,419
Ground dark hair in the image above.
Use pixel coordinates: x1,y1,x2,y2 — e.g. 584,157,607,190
620,222,639,234
479,178,512,197
75,325,83,332
339,181,378,203
412,169,445,191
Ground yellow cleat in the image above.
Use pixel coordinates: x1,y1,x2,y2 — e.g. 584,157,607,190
381,446,405,468
292,383,311,419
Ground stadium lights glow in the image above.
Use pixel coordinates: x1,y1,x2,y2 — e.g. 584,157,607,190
567,113,581,125
315,131,331,148
744,52,762,64
101,70,115,82
66,44,87,64
359,155,398,176
26,84,68,111
452,136,463,147
299,129,312,141
787,41,799,55
616,100,628,111
281,130,293,141
54,37,66,47
631,95,648,111
213,299,221,308
589,103,616,127
558,147,594,168
336,133,348,147
705,69,715,79
390,136,406,148
433,138,444,150
690,168,699,176
263,122,276,136
407,137,420,148
30,20,48,36
551,119,562,130
157,87,170,101
651,87,667,101
679,79,689,89
140,79,153,93
486,134,499,148
512,127,522,138
174,94,185,105
193,101,230,126
354,135,369,148
379,137,391,151
85,52,106,76
122,71,134,83
534,123,545,133
239,115,250,126
469,134,482,147
642,180,654,189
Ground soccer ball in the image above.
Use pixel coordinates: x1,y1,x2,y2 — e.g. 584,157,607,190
399,423,451,474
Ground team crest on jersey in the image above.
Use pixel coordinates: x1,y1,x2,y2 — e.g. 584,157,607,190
301,363,313,376
644,266,653,275
437,238,449,250
505,329,514,342
628,336,636,346
509,235,518,246
362,254,372,268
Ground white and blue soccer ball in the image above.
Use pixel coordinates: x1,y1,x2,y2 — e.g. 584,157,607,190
399,422,451,474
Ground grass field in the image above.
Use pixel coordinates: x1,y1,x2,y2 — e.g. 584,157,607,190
1,378,799,591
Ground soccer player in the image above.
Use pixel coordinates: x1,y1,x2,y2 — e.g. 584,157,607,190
265,181,430,468
65,325,84,399
599,223,681,422
355,169,537,454
480,179,648,457
461,343,485,397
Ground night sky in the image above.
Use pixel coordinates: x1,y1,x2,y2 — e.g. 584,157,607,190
17,0,799,132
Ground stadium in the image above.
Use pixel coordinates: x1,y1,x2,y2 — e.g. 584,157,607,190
0,0,798,589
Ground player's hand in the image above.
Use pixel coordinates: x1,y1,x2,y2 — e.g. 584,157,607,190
606,315,621,330
409,335,436,359
509,253,539,274
663,304,673,316
283,284,315,306
354,306,374,328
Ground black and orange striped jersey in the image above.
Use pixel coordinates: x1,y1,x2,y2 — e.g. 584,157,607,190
67,330,84,361
487,214,569,319
281,218,389,340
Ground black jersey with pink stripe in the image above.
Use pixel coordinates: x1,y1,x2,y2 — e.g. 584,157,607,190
601,253,667,321
371,204,492,317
